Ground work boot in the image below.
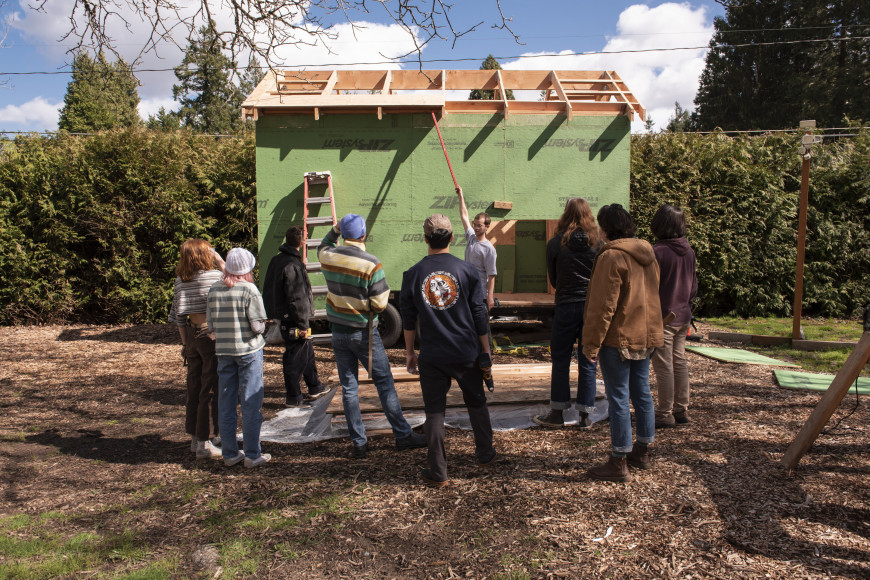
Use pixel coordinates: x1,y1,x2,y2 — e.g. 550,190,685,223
626,443,650,470
352,443,368,459
673,411,690,425
420,468,449,487
587,455,632,482
578,412,592,429
533,409,564,428
655,413,676,428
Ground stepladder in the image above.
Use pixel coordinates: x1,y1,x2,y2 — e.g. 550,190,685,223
302,171,336,343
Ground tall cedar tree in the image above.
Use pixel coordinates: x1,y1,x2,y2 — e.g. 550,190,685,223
693,0,870,131
469,55,515,101
58,52,140,132
173,24,245,134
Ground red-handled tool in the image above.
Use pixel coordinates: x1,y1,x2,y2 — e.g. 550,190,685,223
431,111,459,189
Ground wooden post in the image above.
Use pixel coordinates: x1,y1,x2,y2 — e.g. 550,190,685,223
792,120,816,340
781,331,870,470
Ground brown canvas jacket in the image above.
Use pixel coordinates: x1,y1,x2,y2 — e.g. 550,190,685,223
582,237,664,360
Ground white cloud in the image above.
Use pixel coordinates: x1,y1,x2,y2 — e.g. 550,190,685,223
9,0,420,106
0,97,61,129
137,96,177,121
501,2,714,132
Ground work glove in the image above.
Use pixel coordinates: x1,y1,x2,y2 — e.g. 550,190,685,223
478,352,494,392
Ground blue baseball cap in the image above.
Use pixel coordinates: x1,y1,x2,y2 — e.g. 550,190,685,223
339,214,366,239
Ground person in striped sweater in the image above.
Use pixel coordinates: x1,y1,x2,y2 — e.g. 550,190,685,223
318,214,426,459
206,248,271,469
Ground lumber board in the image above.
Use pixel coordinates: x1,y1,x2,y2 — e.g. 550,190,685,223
326,373,605,415
326,363,569,385
243,69,644,119
782,332,870,469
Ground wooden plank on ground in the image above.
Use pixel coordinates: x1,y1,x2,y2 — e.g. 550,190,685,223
327,363,569,385
325,364,600,415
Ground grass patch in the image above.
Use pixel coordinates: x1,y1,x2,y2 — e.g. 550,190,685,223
129,418,148,424
706,317,863,342
273,542,301,561
705,317,867,374
0,514,159,578
492,570,531,580
219,538,261,577
114,556,180,579
1,432,27,442
240,510,299,531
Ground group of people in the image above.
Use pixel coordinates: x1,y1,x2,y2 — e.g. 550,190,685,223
168,186,696,485
533,200,697,482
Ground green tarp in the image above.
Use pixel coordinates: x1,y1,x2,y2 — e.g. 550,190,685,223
685,346,799,367
773,369,870,393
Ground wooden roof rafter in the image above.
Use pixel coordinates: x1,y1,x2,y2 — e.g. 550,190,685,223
241,69,645,121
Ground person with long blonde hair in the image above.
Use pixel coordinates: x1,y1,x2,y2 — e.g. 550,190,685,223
534,198,601,429
168,239,225,459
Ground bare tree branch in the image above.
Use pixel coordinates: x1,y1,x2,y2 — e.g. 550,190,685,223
29,0,521,72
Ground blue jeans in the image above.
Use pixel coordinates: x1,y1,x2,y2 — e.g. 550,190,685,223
331,327,412,446
217,349,264,460
550,301,597,412
598,346,655,453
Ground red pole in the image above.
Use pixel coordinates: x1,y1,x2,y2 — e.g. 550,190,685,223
431,111,459,189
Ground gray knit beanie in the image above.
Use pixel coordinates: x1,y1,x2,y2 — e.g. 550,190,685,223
224,248,256,275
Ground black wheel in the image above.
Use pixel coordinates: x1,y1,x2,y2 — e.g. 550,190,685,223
377,303,402,348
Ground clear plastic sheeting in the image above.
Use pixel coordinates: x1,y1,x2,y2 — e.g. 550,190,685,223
260,389,609,444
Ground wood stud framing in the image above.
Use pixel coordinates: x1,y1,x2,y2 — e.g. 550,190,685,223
242,69,645,121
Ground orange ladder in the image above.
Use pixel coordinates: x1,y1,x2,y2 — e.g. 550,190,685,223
302,171,336,343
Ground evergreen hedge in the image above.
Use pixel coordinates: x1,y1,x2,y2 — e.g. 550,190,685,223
0,128,256,324
0,127,867,324
631,128,870,319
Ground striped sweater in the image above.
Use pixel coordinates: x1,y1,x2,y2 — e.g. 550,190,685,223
206,280,268,356
318,225,390,330
168,269,224,326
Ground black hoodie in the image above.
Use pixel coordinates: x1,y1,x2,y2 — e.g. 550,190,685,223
546,229,599,305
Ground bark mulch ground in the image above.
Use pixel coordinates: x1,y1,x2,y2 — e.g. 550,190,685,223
0,322,868,579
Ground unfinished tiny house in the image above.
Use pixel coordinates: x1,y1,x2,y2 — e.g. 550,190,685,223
242,69,644,345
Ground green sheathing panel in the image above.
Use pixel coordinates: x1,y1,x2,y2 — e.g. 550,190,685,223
774,369,870,393
685,346,800,367
255,113,629,294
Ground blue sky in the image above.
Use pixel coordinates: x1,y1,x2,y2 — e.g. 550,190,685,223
0,1,725,133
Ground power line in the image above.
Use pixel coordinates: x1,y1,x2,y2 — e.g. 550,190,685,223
2,35,869,77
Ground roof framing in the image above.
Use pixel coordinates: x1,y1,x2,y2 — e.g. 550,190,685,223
241,69,645,122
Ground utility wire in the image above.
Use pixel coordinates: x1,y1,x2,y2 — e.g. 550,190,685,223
2,35,869,76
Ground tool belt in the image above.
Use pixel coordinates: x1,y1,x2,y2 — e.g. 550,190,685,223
187,319,211,339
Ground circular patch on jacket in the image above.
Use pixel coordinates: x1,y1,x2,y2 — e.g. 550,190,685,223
422,271,460,310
